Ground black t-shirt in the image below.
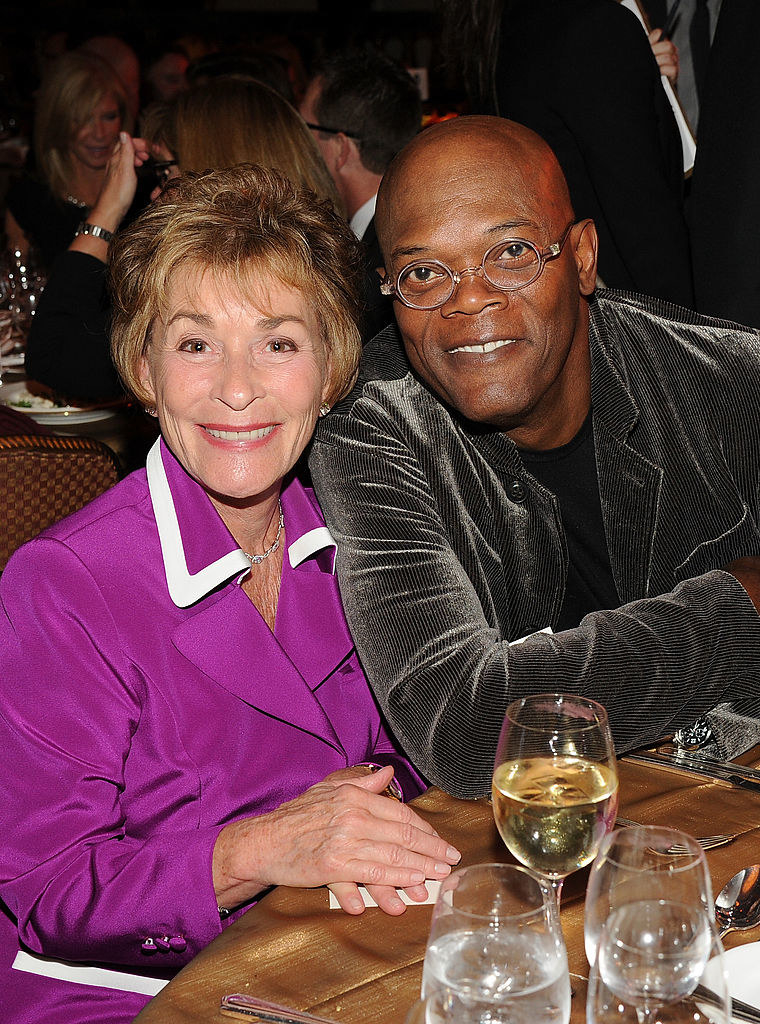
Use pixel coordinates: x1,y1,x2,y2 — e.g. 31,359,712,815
519,412,620,630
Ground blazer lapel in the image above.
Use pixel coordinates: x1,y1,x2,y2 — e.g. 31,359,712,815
275,563,354,690
171,587,342,751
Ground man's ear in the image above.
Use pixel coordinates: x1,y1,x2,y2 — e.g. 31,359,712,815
573,219,599,296
334,132,355,172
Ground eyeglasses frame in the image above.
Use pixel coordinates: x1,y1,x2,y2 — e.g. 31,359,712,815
304,122,361,142
380,221,577,310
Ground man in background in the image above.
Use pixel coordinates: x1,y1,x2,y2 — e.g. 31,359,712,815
300,49,422,340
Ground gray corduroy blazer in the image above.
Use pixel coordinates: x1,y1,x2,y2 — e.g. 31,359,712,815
311,292,760,798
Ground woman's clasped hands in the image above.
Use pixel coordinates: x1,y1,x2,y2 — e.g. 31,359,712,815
213,765,461,917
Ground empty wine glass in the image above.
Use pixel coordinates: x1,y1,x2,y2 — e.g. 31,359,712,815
585,826,730,1024
585,825,714,966
492,693,618,911
421,862,570,1024
587,909,730,1023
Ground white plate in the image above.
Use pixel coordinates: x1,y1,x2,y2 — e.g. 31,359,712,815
0,381,117,425
703,942,760,1022
1,351,25,367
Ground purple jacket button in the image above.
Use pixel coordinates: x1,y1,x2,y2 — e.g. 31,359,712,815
141,938,157,953
169,935,187,952
155,935,171,951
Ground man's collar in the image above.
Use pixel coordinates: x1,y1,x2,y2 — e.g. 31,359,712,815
147,439,336,609
350,193,377,241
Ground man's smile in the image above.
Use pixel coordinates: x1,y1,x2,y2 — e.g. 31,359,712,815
448,339,518,355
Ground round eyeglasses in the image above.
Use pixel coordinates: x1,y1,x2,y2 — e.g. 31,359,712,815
381,222,576,310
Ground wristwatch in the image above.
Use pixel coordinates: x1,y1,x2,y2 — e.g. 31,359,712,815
75,221,114,243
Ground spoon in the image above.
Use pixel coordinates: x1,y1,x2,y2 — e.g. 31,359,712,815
715,863,760,938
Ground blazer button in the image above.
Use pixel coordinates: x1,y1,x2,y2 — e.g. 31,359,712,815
154,935,171,951
141,938,157,954
508,478,526,503
169,935,187,953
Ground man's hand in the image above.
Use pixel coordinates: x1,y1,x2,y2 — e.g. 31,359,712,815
649,28,680,84
724,557,760,615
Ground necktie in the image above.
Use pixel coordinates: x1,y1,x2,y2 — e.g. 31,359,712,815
690,0,711,104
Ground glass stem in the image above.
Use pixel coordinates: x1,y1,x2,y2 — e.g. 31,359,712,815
548,876,564,915
635,1007,658,1024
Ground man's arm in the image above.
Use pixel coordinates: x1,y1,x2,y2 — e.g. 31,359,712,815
311,404,760,799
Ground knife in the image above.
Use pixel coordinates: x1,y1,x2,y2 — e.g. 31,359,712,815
625,751,760,792
658,747,760,784
694,982,760,1024
221,994,338,1024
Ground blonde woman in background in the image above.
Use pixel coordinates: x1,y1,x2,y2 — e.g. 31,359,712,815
25,77,342,400
4,51,133,269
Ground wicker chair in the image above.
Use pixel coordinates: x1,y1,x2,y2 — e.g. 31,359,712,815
0,434,121,571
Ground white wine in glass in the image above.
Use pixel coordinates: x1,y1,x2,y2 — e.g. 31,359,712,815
492,693,618,909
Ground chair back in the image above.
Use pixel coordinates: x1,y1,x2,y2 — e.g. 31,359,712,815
0,434,121,571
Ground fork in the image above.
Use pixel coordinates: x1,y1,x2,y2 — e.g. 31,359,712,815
615,817,739,853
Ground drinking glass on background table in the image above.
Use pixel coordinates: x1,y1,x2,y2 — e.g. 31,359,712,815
492,693,618,911
585,825,730,1024
421,862,570,1024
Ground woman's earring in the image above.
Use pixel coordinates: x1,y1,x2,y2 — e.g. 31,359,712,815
319,403,330,418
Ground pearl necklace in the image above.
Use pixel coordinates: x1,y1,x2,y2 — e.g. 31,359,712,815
243,500,284,565
65,194,88,209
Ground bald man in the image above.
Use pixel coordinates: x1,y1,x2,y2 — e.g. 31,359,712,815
310,116,760,799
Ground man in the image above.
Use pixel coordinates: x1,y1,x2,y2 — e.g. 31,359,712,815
310,116,760,799
300,50,422,340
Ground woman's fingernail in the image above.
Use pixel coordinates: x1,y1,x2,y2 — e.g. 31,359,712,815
447,846,461,861
347,898,363,913
120,131,128,142
435,863,452,875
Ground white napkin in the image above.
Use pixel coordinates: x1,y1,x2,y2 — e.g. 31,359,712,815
328,880,441,910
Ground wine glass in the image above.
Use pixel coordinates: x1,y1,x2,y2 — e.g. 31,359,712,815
585,825,730,1024
421,862,570,1024
584,825,714,966
492,692,618,910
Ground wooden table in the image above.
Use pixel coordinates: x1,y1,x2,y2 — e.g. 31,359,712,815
133,754,760,1024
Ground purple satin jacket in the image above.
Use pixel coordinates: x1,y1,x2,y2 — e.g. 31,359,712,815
0,439,425,1024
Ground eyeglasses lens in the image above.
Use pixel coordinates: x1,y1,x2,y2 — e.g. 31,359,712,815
397,239,543,309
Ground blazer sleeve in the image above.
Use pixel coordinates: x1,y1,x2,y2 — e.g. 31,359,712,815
0,540,225,968
310,398,760,799
24,251,123,400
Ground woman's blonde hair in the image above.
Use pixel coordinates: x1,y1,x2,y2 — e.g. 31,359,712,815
164,78,344,213
109,164,363,407
34,51,130,199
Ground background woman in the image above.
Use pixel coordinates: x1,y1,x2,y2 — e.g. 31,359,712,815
25,77,341,400
0,164,456,1024
4,50,135,269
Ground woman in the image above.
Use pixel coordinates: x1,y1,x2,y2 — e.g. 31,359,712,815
0,164,458,1024
25,77,342,400
4,51,135,270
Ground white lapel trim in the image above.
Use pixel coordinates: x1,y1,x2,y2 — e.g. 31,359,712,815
288,527,336,571
147,440,250,609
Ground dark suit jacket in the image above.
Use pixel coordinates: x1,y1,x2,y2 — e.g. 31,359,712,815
359,215,394,343
494,0,694,306
689,0,760,326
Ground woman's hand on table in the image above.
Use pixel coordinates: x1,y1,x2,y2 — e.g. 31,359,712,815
212,766,461,917
69,133,149,261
